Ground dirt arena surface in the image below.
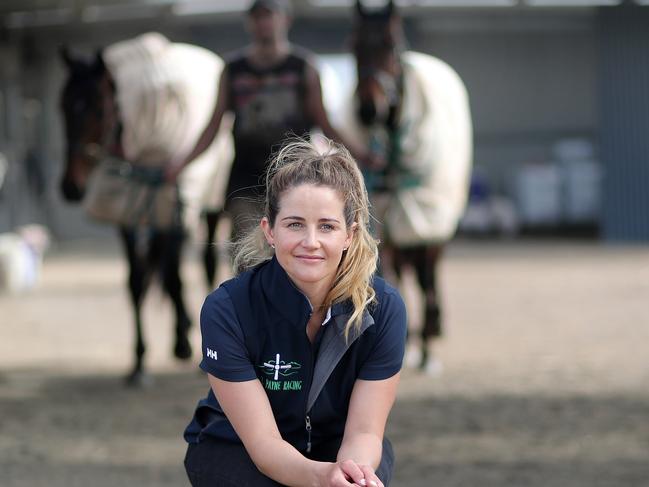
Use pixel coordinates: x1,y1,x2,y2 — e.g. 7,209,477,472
1,237,648,487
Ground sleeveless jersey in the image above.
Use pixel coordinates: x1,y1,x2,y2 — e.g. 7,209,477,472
225,48,314,200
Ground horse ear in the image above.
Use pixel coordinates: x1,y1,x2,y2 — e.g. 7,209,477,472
59,45,74,68
93,49,107,74
355,0,366,18
385,0,395,17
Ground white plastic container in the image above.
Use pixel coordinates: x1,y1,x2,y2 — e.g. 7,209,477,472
513,163,562,226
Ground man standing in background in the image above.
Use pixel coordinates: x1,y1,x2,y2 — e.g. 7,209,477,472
168,0,373,270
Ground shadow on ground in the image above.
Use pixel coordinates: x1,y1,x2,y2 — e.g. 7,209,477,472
1,368,647,487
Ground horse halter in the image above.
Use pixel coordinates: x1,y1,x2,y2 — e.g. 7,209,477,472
60,54,121,201
352,1,405,129
361,68,401,107
65,72,120,162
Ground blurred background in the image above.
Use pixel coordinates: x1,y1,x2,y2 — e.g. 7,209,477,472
1,1,648,487
2,0,649,241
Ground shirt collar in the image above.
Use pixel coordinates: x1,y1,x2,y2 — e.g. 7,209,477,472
321,306,332,326
258,256,355,329
258,256,313,328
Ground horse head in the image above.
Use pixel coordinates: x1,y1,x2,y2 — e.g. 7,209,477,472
59,47,118,201
351,0,405,128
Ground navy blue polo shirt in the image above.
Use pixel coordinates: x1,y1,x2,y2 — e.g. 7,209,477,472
183,256,407,453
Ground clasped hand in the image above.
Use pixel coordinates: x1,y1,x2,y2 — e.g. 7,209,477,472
318,459,383,487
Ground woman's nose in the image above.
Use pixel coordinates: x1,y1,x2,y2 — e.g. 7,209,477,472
301,228,319,248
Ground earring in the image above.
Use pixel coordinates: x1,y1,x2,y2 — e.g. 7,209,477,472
343,247,348,251
271,244,275,249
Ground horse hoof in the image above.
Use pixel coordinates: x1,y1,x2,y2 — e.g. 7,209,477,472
174,337,192,361
405,344,423,369
423,357,444,377
125,370,154,388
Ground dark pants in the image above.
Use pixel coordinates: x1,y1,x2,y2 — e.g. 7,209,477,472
184,436,395,487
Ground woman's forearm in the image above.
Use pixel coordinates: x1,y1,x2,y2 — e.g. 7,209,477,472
337,432,384,469
250,435,329,487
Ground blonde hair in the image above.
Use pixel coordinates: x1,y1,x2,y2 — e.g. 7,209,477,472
233,136,378,339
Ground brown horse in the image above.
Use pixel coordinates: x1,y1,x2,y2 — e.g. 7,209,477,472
59,49,196,386
348,0,473,374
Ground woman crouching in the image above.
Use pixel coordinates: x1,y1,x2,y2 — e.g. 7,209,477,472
183,136,407,487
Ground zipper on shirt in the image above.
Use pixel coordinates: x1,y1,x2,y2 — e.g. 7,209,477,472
305,414,312,453
303,308,320,455
304,326,315,454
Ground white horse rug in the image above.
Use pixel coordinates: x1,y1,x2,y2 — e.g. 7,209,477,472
102,32,233,233
339,51,473,246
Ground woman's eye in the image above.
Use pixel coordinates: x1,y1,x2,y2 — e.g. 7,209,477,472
288,222,303,229
320,224,334,232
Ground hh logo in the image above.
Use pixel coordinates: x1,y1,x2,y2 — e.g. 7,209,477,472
206,348,218,360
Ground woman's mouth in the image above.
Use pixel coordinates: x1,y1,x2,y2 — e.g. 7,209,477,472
295,255,324,261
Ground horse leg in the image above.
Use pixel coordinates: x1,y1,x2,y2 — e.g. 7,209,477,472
413,244,444,375
390,246,424,368
386,245,432,372
377,242,400,285
159,228,192,361
202,210,221,289
119,227,154,387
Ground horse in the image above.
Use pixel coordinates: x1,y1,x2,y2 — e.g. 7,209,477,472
59,33,233,385
343,1,473,374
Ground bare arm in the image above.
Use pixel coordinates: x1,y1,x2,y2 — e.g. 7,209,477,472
166,67,230,181
209,374,368,487
337,374,401,480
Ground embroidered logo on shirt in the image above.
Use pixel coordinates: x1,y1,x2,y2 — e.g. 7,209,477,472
258,353,302,391
206,348,217,360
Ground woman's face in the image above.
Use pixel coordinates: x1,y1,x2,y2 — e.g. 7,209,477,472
261,183,354,297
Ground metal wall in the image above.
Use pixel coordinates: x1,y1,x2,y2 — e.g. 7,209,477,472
599,5,649,242
414,10,598,195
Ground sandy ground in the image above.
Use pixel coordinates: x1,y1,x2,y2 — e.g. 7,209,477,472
1,237,648,487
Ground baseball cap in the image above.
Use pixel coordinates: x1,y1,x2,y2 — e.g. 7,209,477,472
247,0,291,14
